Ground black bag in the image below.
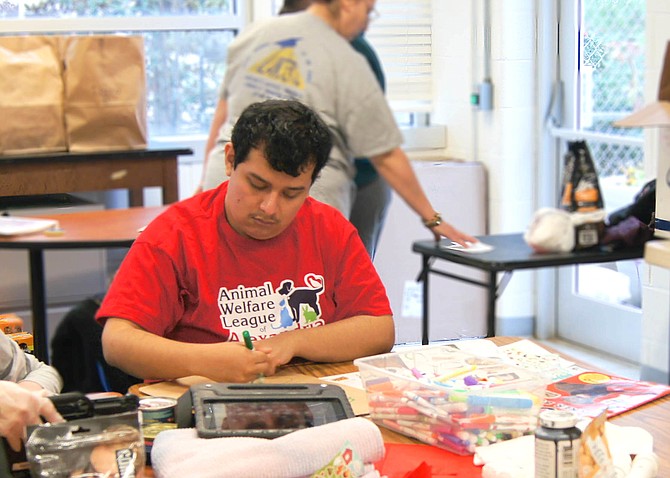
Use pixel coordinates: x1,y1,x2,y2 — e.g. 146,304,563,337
51,295,140,394
608,179,656,227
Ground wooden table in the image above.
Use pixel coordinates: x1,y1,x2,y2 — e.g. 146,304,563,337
0,148,192,206
133,337,670,477
0,206,167,362
413,233,644,343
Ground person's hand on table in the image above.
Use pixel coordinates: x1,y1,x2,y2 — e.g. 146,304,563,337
431,221,478,247
254,334,299,371
0,381,63,451
198,343,275,383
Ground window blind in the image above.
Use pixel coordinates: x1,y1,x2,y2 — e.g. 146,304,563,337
366,0,433,113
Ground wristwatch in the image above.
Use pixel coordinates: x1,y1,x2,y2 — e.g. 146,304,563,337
423,212,442,228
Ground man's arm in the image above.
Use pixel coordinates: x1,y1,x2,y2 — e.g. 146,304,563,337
371,147,478,246
257,314,395,368
195,98,228,194
101,318,272,383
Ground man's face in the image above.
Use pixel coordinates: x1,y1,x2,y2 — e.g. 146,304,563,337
341,0,376,39
355,0,377,35
224,143,314,241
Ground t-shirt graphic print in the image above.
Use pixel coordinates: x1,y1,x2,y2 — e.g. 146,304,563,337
217,273,324,343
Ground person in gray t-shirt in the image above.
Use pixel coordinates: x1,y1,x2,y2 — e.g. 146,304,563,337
199,0,477,249
0,331,62,394
0,331,63,452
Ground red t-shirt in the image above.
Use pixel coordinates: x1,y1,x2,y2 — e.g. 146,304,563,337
96,181,392,344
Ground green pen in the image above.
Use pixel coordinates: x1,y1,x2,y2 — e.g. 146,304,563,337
242,330,264,383
242,330,254,350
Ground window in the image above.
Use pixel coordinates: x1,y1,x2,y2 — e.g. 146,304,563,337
553,0,646,194
553,0,647,362
580,0,646,181
366,0,433,125
0,0,245,139
1,0,433,139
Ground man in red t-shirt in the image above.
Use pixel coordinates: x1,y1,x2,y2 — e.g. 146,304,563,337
97,100,395,383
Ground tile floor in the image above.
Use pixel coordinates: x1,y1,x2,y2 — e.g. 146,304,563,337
536,337,641,380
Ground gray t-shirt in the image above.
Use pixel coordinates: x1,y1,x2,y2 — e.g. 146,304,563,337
204,12,403,214
0,332,62,393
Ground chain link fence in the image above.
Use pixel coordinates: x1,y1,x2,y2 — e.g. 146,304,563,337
581,0,646,180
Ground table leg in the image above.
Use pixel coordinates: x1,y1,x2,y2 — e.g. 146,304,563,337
421,254,430,345
487,271,496,337
162,157,179,204
28,249,49,363
129,188,144,207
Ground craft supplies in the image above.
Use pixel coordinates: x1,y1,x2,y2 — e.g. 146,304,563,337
354,345,548,455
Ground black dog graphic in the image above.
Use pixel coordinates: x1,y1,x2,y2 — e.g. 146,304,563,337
276,274,324,324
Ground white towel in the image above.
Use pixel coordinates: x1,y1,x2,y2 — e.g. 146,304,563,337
151,417,385,478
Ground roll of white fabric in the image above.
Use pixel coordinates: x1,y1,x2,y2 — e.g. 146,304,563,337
151,417,385,478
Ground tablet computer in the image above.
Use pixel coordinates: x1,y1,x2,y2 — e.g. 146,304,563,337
191,383,355,439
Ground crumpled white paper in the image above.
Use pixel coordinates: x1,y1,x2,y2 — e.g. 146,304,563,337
473,421,656,478
524,208,575,253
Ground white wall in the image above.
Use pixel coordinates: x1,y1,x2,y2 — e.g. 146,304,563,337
431,0,539,334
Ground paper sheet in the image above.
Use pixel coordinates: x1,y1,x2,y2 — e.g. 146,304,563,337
0,216,58,236
441,241,494,253
473,421,655,478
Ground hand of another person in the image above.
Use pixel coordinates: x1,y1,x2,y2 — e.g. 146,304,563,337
17,380,49,393
0,381,63,452
432,221,478,247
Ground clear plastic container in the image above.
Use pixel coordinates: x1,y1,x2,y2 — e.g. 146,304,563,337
354,344,548,455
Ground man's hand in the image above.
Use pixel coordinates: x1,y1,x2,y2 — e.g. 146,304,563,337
0,381,63,451
196,343,276,383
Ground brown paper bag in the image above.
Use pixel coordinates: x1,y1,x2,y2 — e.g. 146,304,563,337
0,36,67,155
63,35,147,152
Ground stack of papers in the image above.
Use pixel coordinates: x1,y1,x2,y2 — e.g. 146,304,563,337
0,216,58,236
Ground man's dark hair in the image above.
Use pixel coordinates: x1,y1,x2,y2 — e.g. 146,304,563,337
231,100,332,182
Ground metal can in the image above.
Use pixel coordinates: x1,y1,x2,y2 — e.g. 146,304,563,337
139,397,178,463
139,397,177,424
534,410,581,478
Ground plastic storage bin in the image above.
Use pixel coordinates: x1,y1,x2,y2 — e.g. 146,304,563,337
354,345,548,455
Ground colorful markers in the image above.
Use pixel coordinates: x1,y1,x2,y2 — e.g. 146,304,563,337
357,347,547,455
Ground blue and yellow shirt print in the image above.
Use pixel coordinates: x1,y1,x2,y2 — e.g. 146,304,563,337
244,38,308,100
217,274,325,343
